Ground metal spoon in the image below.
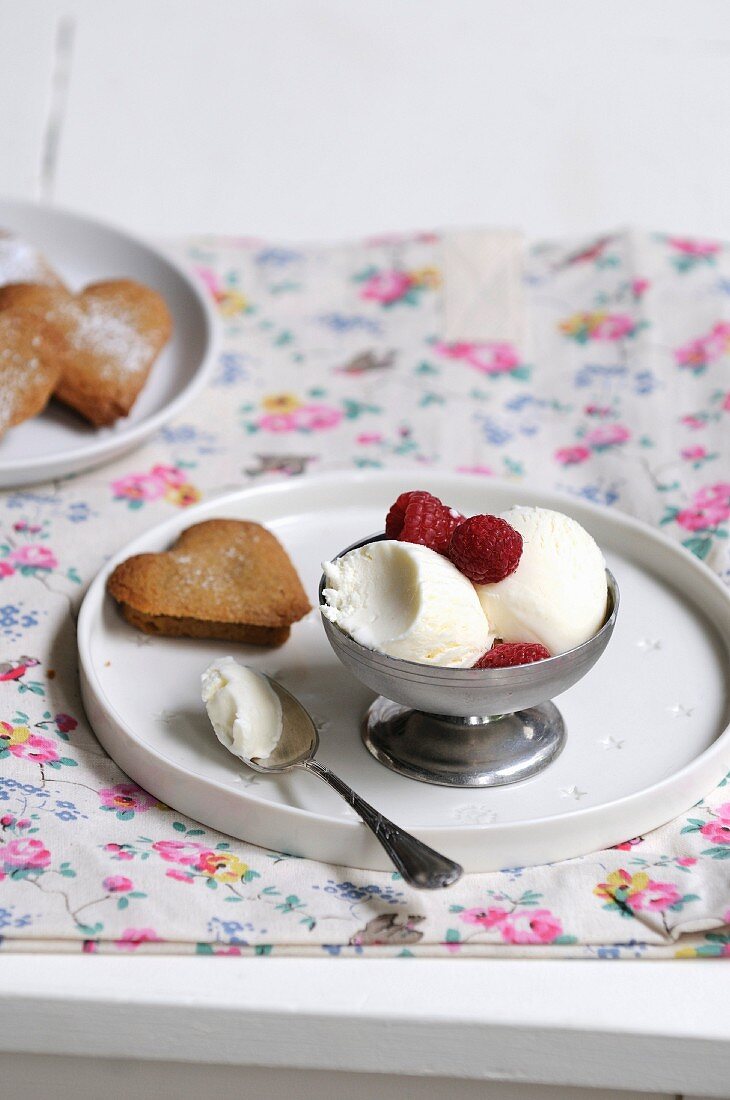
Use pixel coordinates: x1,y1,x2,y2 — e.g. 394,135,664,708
245,677,463,890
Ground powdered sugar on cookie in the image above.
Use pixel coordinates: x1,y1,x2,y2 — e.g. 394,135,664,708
58,297,157,378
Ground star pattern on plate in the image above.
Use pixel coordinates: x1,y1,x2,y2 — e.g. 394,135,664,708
667,703,694,718
560,785,587,800
154,708,182,725
636,637,662,652
598,735,624,750
451,804,498,826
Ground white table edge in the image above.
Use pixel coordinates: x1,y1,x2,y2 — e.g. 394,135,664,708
0,956,728,1096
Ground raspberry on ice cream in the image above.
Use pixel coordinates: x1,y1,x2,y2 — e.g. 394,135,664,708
448,514,523,584
473,642,551,669
385,490,464,556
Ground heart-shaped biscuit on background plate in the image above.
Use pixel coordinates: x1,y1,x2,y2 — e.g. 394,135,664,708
0,307,63,439
0,279,172,427
107,519,312,646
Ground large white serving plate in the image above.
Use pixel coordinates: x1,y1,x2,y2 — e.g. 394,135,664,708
0,199,217,487
78,471,730,872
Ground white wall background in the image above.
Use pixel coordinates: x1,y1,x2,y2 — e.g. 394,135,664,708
2,0,730,240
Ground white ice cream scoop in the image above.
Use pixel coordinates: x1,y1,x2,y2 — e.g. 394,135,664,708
476,506,608,655
321,539,492,667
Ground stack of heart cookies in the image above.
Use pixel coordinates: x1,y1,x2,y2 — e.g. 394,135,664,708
0,229,172,438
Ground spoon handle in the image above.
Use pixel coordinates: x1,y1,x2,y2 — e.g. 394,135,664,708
302,759,462,889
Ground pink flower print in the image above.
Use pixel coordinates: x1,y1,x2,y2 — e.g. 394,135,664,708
0,723,60,764
700,803,730,845
456,465,495,477
585,423,631,450
559,311,638,343
460,906,510,928
675,338,709,372
103,875,133,893
554,445,591,466
693,483,730,509
681,446,707,461
112,472,166,503
55,713,78,734
22,734,60,764
703,322,730,357
667,237,720,256
498,909,564,945
195,265,221,297
680,415,706,430
676,857,697,866
631,278,650,298
151,464,187,488
676,508,713,532
675,324,730,373
166,868,195,883
591,313,635,340
356,432,383,445
104,843,134,861
722,392,730,412
630,880,682,912
360,270,414,305
676,486,730,532
0,814,13,827
1,837,51,871
258,412,299,433
115,928,161,951
436,341,521,376
98,782,159,818
291,404,343,432
8,544,58,570
474,343,520,375
584,404,612,418
152,839,212,866
612,836,644,851
0,561,14,579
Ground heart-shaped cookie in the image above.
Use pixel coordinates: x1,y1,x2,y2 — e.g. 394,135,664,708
0,308,63,439
107,519,311,646
0,279,172,427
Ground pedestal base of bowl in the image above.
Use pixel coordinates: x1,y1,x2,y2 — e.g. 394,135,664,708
362,697,566,788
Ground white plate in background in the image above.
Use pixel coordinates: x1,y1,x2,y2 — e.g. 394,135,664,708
0,199,217,487
78,471,730,872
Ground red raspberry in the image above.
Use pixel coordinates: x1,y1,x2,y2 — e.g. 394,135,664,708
473,642,551,669
448,514,522,584
385,490,464,555
385,491,438,539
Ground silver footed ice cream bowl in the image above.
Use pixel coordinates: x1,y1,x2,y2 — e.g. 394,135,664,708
319,534,619,789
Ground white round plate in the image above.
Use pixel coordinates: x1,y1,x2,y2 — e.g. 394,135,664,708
0,199,218,487
78,471,730,872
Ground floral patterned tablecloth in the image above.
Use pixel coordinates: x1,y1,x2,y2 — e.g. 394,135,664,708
1,227,729,958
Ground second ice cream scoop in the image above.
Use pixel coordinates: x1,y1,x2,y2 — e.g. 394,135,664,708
476,506,608,655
